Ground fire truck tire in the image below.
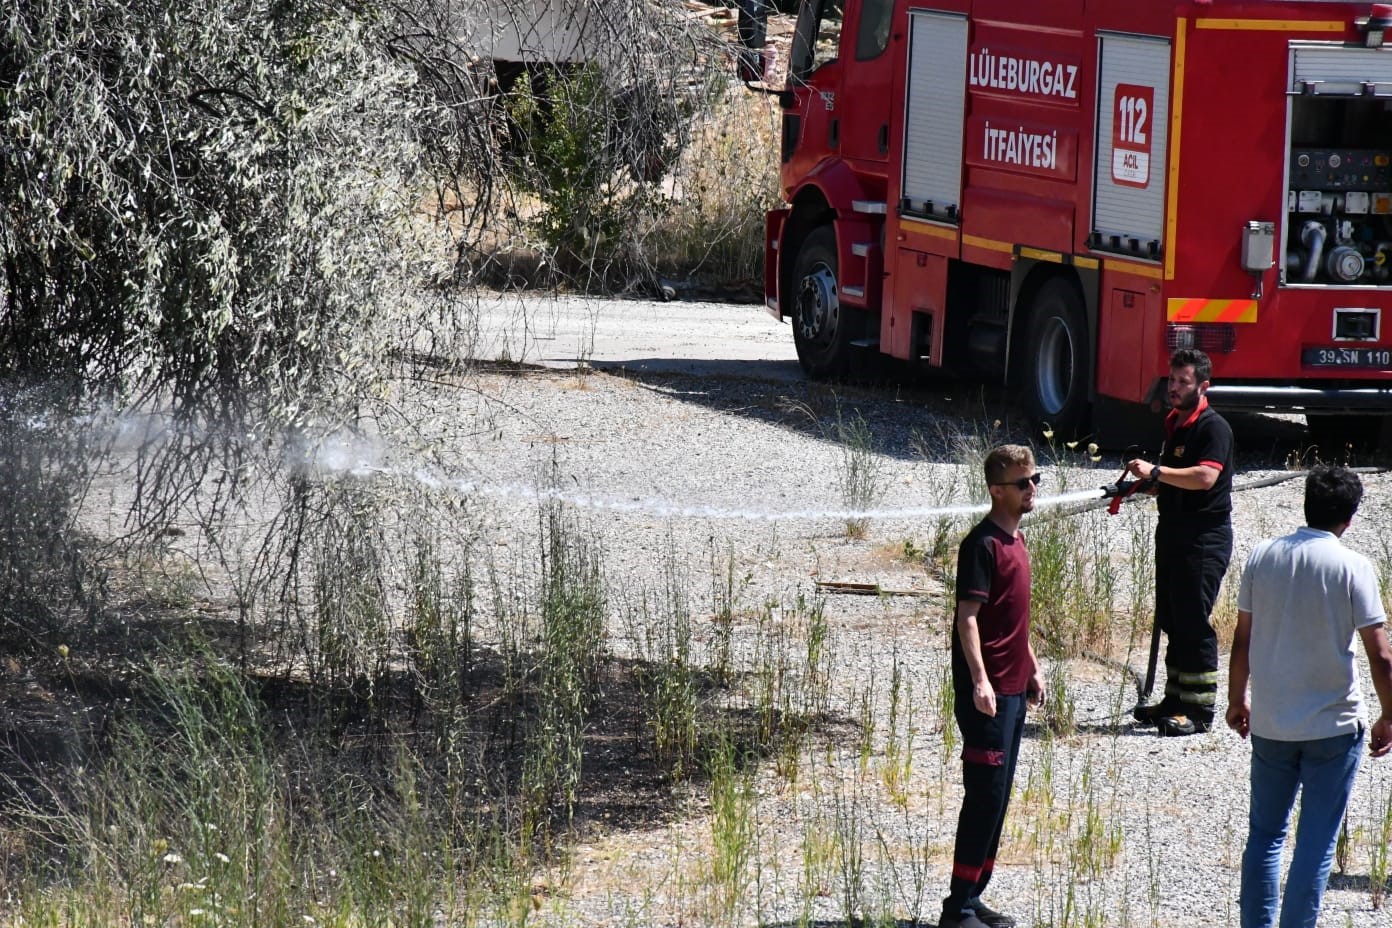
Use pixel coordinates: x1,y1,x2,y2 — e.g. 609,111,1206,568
1022,278,1090,438
790,225,858,379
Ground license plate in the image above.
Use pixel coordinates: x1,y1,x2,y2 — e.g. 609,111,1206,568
1301,346,1392,368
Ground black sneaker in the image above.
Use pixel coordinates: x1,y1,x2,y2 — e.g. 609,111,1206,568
939,913,990,928
1156,713,1211,737
968,899,1018,928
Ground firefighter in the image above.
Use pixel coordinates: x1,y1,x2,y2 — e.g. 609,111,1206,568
1125,348,1234,737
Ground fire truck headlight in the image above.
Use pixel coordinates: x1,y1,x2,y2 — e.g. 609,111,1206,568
1167,325,1196,350
1358,4,1392,47
1166,323,1237,354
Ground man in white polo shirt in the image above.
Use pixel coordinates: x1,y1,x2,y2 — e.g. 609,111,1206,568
1227,464,1392,928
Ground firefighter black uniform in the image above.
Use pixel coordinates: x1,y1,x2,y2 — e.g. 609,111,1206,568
1152,395,1234,731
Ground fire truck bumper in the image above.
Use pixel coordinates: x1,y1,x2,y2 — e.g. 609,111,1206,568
1206,384,1392,414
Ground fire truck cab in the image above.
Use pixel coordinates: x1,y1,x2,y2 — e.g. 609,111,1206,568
739,0,1392,446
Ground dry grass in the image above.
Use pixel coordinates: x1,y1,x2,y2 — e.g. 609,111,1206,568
645,87,783,291
451,78,782,295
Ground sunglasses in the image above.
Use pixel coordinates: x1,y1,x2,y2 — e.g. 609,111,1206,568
992,472,1042,491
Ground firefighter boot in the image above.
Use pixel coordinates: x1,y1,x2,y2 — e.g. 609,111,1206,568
1131,697,1180,726
1156,712,1211,737
1157,668,1218,735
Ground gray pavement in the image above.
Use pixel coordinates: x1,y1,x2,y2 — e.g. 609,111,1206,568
470,293,804,381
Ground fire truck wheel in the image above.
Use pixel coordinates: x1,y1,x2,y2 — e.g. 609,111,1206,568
1023,277,1090,438
790,225,857,379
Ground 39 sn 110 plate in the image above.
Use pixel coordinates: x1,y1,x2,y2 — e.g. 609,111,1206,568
1301,346,1392,369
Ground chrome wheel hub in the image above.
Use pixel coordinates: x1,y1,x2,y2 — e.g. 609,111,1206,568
795,264,839,345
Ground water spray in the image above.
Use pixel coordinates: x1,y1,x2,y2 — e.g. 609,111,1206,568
346,462,1109,523
296,432,1392,526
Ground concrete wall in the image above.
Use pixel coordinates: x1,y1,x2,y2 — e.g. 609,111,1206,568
464,0,607,64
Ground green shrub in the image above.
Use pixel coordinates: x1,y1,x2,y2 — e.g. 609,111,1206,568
507,64,677,288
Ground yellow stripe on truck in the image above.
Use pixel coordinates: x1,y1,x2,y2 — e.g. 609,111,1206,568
1167,298,1259,323
1165,19,1187,282
1195,19,1344,32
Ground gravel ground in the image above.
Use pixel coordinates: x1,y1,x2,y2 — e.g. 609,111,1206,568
379,296,1392,926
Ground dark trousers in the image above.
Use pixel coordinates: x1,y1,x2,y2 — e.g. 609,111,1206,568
1155,517,1232,722
943,690,1027,920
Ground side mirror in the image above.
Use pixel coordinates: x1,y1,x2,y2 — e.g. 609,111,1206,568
737,0,768,49
736,0,770,83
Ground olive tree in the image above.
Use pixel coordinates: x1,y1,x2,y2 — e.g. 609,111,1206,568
0,0,471,628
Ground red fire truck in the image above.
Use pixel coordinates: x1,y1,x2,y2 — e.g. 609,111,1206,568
737,1,1392,445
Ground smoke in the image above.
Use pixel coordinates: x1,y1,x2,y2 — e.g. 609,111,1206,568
291,429,386,477
23,399,392,481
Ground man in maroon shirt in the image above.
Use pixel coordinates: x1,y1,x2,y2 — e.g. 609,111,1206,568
939,445,1046,928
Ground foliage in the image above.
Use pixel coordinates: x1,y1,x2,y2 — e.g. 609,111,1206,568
646,84,782,290
0,0,468,628
479,0,770,294
0,0,770,633
0,384,102,628
506,63,680,289
834,406,887,539
2,0,449,428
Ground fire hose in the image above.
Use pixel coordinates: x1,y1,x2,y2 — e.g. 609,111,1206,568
1081,461,1389,706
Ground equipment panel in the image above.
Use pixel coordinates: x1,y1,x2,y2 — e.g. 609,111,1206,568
1289,149,1392,193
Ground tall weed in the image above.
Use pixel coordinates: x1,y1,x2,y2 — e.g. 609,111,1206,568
707,735,756,923
8,656,297,924
1029,507,1114,656
522,505,608,846
630,541,699,778
881,654,915,808
406,530,475,715
1370,787,1392,909
709,540,748,686
834,407,887,539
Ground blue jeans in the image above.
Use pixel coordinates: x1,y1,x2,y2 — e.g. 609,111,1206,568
1239,728,1364,928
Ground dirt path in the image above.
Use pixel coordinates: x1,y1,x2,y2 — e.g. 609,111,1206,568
443,294,1392,928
